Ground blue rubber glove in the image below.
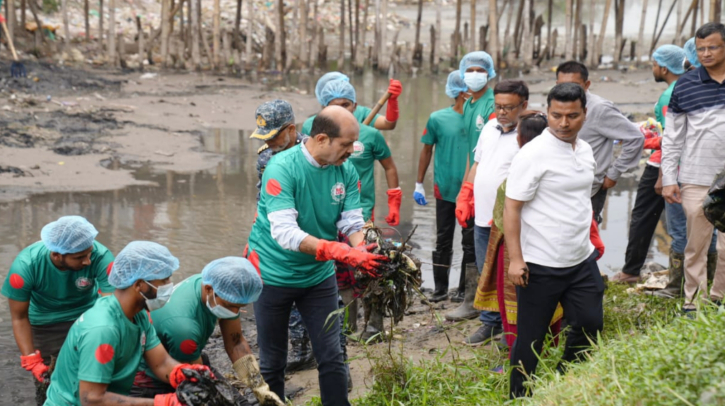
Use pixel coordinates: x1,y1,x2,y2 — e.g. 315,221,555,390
414,183,427,206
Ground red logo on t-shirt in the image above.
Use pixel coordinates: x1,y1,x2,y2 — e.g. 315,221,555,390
249,250,261,277
95,344,115,364
266,179,282,196
106,262,114,276
180,340,198,355
9,274,24,289
662,106,668,117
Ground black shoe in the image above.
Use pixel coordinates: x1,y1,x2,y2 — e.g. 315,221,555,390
464,324,503,347
450,290,464,303
286,338,317,373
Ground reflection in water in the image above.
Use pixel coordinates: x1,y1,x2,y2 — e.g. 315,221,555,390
0,74,669,403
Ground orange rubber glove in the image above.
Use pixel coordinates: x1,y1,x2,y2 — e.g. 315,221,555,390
385,188,402,226
154,393,184,406
169,364,213,388
316,240,388,276
590,218,605,260
20,350,49,382
455,182,474,228
0,14,5,24
385,80,402,122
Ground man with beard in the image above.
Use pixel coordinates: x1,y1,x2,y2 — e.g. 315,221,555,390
2,216,114,404
246,106,389,405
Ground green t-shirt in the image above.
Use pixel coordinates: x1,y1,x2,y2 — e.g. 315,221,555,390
139,274,221,381
301,105,381,135
348,125,391,221
655,80,676,128
421,106,468,203
1,241,115,326
44,295,161,405
248,143,362,288
463,88,495,165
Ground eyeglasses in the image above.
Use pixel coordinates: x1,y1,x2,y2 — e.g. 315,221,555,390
494,102,524,113
696,45,724,53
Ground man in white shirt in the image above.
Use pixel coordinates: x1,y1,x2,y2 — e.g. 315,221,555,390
450,81,529,348
504,83,604,398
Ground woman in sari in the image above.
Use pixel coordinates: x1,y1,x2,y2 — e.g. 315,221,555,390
473,111,605,348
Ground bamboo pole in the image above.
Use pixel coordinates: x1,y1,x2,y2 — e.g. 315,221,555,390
380,0,388,71
300,0,308,68
246,0,253,68
564,0,573,60
108,0,116,64
356,0,369,70
547,0,553,59
513,0,525,57
137,16,145,68
588,0,595,65
27,0,44,47
523,0,533,65
573,0,581,60
636,0,648,63
278,0,286,69
651,0,679,54
711,0,721,22
338,0,345,68
413,0,423,67
691,0,697,37
21,0,26,30
62,0,70,45
675,0,683,44
596,0,613,64
234,0,242,48
613,0,624,64
84,0,89,41
471,0,476,50
453,0,462,64
375,0,381,66
161,0,170,66
8,0,15,40
191,0,200,69
213,0,221,67
348,0,354,65
489,0,500,66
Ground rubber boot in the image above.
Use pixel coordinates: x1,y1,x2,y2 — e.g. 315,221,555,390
424,252,451,303
360,306,385,343
451,262,467,303
653,250,685,299
445,263,480,321
707,252,718,283
286,335,316,373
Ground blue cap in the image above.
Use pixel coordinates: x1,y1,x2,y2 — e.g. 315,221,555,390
250,100,295,141
201,257,263,304
41,216,98,254
684,38,701,68
445,70,467,98
459,51,497,80
319,80,356,106
315,72,350,106
108,241,179,289
653,45,686,75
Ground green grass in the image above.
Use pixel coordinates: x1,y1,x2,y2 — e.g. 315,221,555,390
303,284,725,405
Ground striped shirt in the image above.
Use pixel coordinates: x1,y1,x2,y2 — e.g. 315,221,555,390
662,66,725,187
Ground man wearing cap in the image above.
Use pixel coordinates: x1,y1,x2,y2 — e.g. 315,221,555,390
459,51,497,171
130,257,283,405
1,216,114,404
311,72,402,131
250,99,315,374
414,70,471,304
247,106,389,406
44,241,211,406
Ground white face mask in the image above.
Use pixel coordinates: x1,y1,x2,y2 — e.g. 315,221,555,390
464,72,489,92
206,293,240,319
140,280,173,311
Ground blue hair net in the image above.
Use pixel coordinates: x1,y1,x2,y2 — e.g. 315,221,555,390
109,241,179,289
459,51,497,80
653,45,686,75
315,72,350,106
684,38,701,68
40,216,98,255
319,79,356,106
445,70,467,98
201,257,263,304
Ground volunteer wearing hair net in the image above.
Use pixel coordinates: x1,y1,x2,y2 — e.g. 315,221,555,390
299,80,402,345
1,216,114,404
130,257,282,405
459,52,497,168
684,37,702,69
414,70,472,304
310,71,402,131
44,241,209,406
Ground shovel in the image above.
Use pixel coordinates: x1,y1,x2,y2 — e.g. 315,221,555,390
1,15,27,78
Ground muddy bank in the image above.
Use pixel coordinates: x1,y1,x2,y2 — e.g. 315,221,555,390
0,65,318,202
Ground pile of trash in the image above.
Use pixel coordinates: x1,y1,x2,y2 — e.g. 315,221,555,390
357,226,422,327
626,262,668,294
176,367,247,406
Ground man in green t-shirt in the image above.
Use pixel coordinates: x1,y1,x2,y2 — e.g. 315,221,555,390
1,216,114,404
460,51,497,169
414,70,473,304
44,241,210,406
246,106,389,405
310,71,402,131
130,256,283,405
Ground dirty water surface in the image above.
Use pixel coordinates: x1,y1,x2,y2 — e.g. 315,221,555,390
0,71,670,404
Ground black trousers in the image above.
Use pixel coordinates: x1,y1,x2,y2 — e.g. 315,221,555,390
434,199,476,265
622,165,665,276
510,251,604,398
